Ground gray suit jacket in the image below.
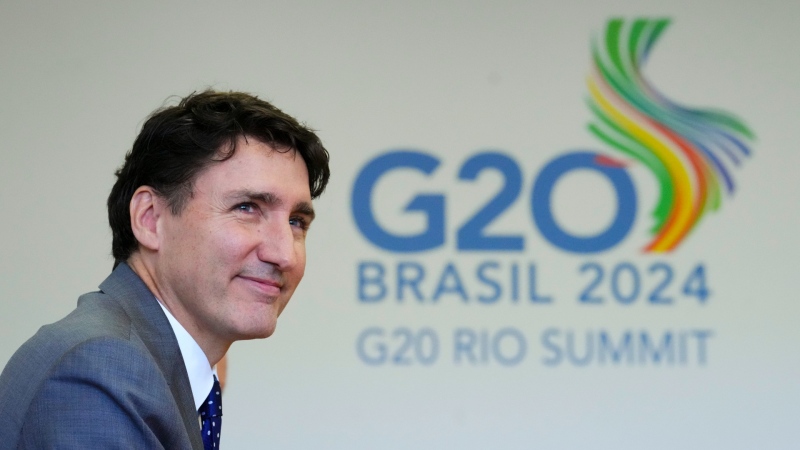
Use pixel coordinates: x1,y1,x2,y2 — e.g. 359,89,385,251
0,263,204,449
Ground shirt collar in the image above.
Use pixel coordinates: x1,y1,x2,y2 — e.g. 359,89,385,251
156,300,215,411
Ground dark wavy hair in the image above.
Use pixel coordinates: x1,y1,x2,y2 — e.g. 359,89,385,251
108,90,330,267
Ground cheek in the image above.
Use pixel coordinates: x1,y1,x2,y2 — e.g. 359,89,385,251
294,241,308,277
212,226,261,264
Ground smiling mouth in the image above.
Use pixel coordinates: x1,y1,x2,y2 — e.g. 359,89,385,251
238,275,283,299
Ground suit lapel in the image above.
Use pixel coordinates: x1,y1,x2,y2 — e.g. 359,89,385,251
99,263,205,450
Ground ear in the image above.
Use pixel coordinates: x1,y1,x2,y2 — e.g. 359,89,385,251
129,186,166,252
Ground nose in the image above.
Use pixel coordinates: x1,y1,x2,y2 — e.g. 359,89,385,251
256,218,299,271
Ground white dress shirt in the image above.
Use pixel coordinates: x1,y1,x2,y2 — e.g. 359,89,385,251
156,300,215,411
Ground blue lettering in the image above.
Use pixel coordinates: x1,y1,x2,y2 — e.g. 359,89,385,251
532,151,636,253
432,262,468,302
510,262,520,302
457,152,524,250
566,329,593,366
454,328,477,364
639,331,674,364
476,261,502,303
351,151,444,252
598,330,633,364
527,264,552,303
397,262,425,302
492,328,527,366
358,261,386,303
541,328,562,366
693,330,712,365
356,327,386,365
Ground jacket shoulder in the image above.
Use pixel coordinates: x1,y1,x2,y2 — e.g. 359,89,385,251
0,290,188,449
16,335,191,449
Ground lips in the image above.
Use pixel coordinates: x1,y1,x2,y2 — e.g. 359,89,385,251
238,275,283,299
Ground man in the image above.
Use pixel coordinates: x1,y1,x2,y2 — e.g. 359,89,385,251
0,90,330,449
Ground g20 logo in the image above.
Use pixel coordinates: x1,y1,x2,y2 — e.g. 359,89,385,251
351,17,754,255
351,150,635,254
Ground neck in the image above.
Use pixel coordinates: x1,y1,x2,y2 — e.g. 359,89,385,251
126,253,230,366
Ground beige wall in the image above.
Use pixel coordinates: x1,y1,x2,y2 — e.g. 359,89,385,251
1,1,798,448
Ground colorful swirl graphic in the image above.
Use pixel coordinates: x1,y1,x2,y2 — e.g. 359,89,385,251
587,18,755,252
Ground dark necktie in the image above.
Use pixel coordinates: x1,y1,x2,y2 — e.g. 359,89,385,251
199,376,222,450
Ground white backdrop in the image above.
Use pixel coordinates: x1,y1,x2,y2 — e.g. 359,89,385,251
1,1,799,449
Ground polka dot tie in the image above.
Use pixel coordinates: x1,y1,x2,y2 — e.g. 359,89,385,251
199,376,222,450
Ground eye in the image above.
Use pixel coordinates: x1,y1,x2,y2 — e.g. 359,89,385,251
234,202,258,214
289,216,309,231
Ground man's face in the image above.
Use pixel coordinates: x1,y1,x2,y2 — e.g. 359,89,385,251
155,137,313,347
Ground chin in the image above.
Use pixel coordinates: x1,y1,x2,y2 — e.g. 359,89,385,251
234,303,280,339
239,320,277,340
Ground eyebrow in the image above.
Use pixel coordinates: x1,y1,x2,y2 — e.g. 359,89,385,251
293,201,316,220
228,190,315,220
